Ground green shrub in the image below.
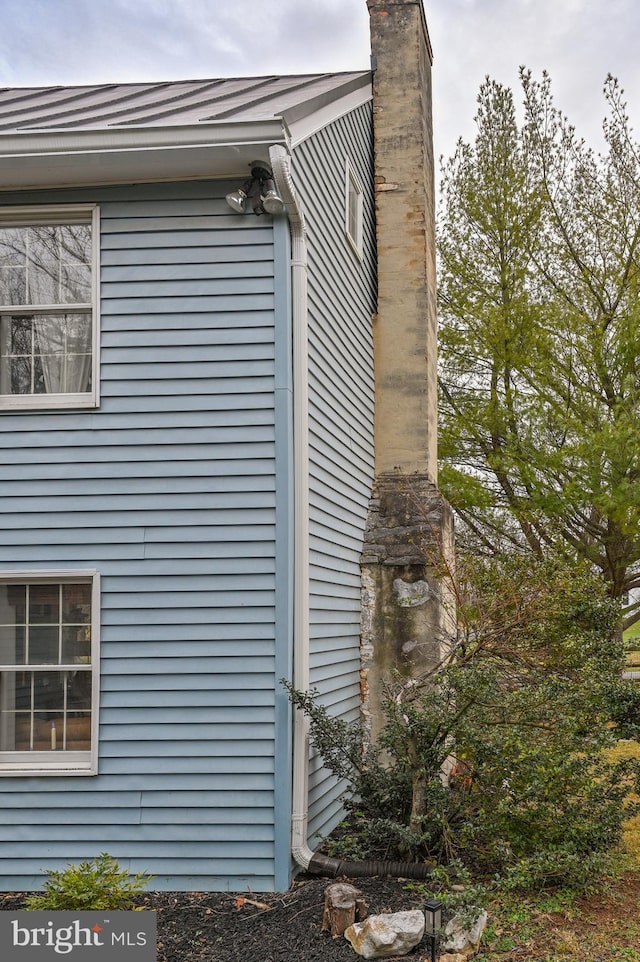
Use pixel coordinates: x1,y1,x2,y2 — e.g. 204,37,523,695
404,862,488,930
286,554,640,890
24,853,153,911
604,678,640,741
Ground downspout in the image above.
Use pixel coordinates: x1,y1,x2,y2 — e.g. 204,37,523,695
270,144,437,883
269,144,315,871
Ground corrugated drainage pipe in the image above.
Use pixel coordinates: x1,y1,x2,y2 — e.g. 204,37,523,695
307,851,436,880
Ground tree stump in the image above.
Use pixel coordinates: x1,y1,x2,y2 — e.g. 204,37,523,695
321,882,368,938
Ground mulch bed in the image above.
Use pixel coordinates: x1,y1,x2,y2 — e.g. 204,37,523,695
0,876,434,962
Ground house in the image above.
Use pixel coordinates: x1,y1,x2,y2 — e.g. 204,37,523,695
0,0,448,892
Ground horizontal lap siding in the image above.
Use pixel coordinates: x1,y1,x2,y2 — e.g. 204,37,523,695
0,181,283,891
292,104,376,842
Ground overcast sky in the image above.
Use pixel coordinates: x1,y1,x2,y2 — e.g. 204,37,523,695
0,0,638,164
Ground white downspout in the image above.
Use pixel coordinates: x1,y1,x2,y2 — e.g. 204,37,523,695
269,143,314,870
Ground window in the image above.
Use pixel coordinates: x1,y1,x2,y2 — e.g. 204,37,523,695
0,205,99,409
345,160,364,259
0,571,99,775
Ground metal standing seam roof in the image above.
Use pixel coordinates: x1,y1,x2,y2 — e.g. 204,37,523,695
0,72,372,133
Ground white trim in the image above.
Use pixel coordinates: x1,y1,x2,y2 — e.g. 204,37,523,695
0,393,98,411
0,756,92,775
0,203,97,225
0,568,100,777
288,85,373,149
0,568,99,580
345,159,364,260
92,205,101,409
0,204,99,410
89,570,100,775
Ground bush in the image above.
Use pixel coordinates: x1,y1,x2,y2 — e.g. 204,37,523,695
604,678,640,741
286,554,640,889
24,853,152,911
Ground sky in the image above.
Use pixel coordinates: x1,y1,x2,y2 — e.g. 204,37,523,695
0,0,639,165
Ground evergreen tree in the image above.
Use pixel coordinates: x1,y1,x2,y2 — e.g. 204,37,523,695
439,71,640,619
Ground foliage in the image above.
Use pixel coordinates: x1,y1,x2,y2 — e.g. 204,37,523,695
438,70,640,611
404,862,488,931
603,679,640,741
474,874,640,961
24,853,152,911
286,554,640,889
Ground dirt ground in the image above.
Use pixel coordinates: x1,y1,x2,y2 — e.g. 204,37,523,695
2,871,640,962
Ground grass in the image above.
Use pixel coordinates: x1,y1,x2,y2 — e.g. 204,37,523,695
473,873,640,961
607,739,640,862
471,739,640,961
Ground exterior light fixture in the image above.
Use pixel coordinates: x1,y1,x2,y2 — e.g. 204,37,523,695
261,185,284,215
225,162,284,216
225,180,251,213
424,899,443,962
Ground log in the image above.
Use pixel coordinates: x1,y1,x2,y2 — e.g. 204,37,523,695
321,882,368,939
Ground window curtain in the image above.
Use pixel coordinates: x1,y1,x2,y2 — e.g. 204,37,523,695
0,673,16,751
33,314,91,394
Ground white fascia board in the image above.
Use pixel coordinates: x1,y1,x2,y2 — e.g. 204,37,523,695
287,83,373,148
0,121,289,190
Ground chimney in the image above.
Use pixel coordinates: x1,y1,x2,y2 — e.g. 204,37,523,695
368,0,437,478
361,0,454,744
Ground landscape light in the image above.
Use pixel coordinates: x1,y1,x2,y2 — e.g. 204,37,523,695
424,899,444,962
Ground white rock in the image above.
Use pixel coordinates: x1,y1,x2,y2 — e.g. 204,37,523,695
393,578,432,607
344,910,425,959
442,910,488,954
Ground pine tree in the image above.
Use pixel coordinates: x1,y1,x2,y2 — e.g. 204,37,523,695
438,71,640,620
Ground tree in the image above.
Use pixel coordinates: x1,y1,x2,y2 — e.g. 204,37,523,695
438,71,640,618
287,551,640,888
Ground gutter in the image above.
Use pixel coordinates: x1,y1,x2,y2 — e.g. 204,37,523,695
269,144,315,871
0,121,287,158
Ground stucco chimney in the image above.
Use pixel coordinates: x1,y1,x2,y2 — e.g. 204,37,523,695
361,0,453,743
368,0,437,479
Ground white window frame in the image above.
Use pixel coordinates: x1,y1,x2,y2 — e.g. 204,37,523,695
0,569,100,777
345,159,364,260
0,204,100,411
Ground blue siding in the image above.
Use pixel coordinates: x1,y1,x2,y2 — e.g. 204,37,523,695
0,180,292,892
292,103,376,843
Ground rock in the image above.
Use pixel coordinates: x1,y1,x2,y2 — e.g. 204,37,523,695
439,954,471,962
442,910,488,955
344,910,425,959
393,578,432,607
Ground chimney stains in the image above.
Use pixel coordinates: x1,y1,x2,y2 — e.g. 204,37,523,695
360,0,454,739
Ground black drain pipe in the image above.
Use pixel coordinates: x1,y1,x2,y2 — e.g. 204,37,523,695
307,851,435,880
